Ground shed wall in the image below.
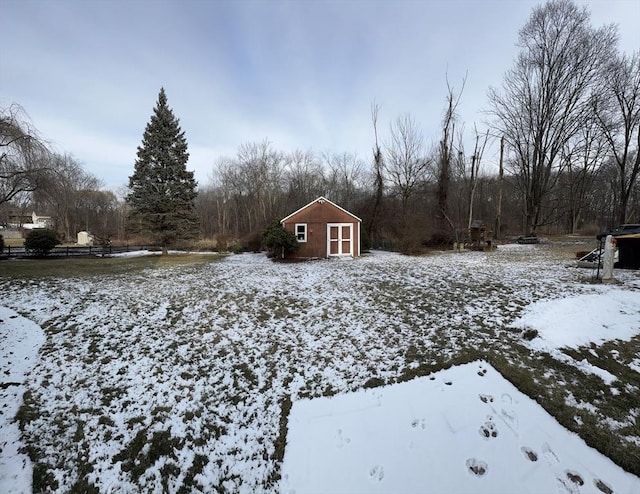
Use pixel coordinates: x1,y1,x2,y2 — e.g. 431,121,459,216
282,201,360,258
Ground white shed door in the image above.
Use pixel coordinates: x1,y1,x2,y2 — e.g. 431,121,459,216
327,223,352,256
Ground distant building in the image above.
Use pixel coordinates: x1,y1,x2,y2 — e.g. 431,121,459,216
77,231,94,246
28,212,52,229
5,211,52,229
281,196,361,259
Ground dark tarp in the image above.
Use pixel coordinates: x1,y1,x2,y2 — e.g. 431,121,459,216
615,233,640,270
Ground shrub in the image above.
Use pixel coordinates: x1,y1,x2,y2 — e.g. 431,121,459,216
245,232,262,252
261,219,299,258
24,229,59,256
422,232,454,248
361,226,371,252
234,232,261,253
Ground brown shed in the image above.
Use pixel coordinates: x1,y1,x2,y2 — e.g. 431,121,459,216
281,196,361,259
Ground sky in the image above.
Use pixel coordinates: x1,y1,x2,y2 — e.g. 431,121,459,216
2,0,639,192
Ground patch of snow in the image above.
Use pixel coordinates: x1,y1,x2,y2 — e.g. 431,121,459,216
511,288,640,350
281,361,640,494
566,354,618,385
106,250,219,258
105,249,158,258
0,307,45,494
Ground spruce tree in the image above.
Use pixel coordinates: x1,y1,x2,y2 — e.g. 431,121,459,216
127,88,199,253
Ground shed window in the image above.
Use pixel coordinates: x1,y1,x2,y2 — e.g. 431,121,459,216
295,223,307,242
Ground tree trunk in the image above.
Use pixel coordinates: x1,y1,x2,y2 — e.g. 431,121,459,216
495,137,504,239
467,154,477,229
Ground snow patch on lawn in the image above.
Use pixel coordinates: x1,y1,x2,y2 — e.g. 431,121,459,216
509,286,640,385
0,307,45,494
281,361,640,494
510,288,640,351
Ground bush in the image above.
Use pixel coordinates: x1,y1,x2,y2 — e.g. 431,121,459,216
24,229,59,256
360,226,371,252
422,232,454,248
261,219,299,258
241,232,262,253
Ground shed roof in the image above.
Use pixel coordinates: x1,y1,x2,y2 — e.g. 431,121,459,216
280,196,362,224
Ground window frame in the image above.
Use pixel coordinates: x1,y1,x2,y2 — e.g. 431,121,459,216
295,223,307,242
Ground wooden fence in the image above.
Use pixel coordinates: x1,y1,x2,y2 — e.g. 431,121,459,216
1,245,162,259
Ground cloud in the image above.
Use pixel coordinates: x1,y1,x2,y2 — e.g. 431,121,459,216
2,0,638,191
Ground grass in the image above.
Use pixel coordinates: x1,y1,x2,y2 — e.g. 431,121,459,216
2,237,25,247
3,242,640,491
0,253,224,279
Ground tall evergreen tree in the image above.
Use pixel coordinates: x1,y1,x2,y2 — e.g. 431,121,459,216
127,88,199,253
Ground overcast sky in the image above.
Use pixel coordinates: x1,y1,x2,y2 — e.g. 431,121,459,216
2,0,639,192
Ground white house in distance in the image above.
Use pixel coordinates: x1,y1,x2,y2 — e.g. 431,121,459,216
21,212,52,230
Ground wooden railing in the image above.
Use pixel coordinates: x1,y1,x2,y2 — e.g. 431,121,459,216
0,245,161,258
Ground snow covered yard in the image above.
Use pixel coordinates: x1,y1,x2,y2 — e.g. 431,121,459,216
1,243,639,492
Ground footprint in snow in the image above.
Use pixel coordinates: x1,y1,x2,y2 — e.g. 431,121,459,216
520,446,538,462
593,478,614,494
556,476,580,494
500,407,519,430
479,417,498,440
477,367,488,377
565,470,584,486
479,394,494,404
336,428,351,448
542,442,560,465
466,458,488,477
411,418,426,430
369,464,384,482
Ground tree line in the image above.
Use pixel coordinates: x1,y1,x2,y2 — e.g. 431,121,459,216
1,0,638,253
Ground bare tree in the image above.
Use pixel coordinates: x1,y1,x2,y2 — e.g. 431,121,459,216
488,0,617,234
236,139,285,230
0,103,50,206
560,112,608,233
466,127,490,229
495,136,505,238
593,51,640,225
368,102,385,238
285,149,325,209
212,140,287,238
324,151,364,210
75,189,120,242
435,76,465,237
35,153,101,242
384,114,430,217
